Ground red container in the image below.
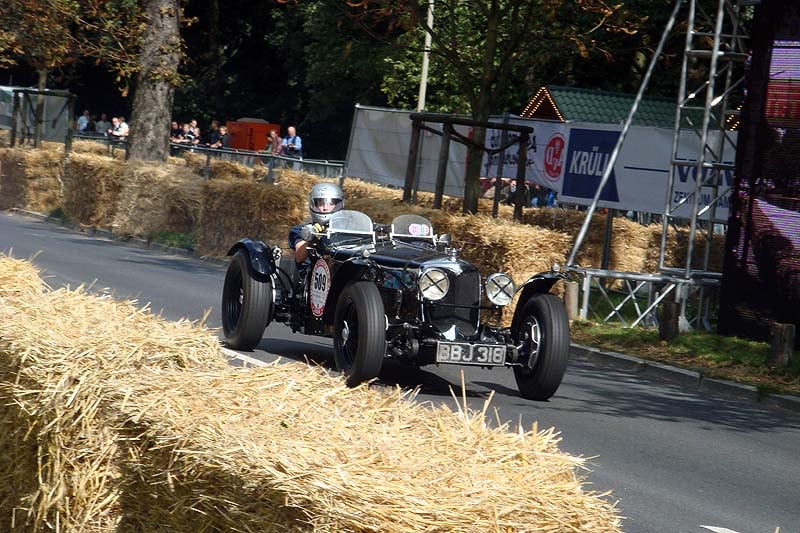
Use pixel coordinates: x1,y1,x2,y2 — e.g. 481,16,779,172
226,118,281,151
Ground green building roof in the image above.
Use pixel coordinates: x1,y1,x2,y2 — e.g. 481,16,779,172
520,85,700,129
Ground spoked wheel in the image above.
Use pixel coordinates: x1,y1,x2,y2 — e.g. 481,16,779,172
221,250,273,351
512,293,570,401
333,282,386,387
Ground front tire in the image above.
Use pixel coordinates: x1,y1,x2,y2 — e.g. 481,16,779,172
512,293,570,401
333,282,386,387
221,250,273,350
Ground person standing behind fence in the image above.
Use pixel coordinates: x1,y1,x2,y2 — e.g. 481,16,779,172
282,126,303,170
95,113,111,135
108,117,128,141
209,126,230,149
265,129,283,155
77,110,90,132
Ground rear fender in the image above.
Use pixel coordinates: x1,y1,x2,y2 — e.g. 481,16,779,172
227,239,276,283
511,272,568,332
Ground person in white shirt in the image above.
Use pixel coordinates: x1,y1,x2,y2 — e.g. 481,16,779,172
77,110,90,132
95,113,111,135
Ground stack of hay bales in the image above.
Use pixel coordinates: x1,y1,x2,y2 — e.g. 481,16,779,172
63,152,123,227
0,255,621,531
112,161,204,237
197,178,309,256
0,146,64,213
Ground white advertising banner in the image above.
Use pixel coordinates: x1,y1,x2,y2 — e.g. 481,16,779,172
483,117,736,222
346,105,467,197
346,106,736,223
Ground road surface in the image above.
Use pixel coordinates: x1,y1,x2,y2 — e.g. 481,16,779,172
2,211,798,533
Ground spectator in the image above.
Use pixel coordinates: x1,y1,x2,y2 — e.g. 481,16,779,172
217,126,231,149
264,129,282,155
77,109,90,132
178,122,197,145
281,126,303,158
108,117,128,140
169,120,182,142
530,183,547,208
209,125,230,149
206,120,221,147
95,113,111,135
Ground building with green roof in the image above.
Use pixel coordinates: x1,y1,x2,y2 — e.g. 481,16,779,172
520,85,717,129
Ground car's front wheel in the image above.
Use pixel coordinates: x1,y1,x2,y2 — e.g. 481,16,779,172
333,282,386,387
512,293,570,401
221,250,272,351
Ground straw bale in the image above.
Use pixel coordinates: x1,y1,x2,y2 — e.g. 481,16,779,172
0,147,64,213
0,148,27,210
112,161,203,237
72,139,122,158
62,152,123,227
0,255,621,532
197,179,307,256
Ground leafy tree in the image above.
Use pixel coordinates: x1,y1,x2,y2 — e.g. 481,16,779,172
347,0,647,213
0,0,79,146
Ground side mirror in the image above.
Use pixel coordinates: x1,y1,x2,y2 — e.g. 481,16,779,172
437,233,452,248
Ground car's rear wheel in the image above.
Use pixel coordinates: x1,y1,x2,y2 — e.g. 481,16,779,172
512,293,570,401
333,282,386,387
222,250,272,351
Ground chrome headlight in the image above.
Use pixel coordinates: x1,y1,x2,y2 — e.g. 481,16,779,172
419,268,449,301
485,273,515,306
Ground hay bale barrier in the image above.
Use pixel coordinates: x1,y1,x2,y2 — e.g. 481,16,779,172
0,255,621,531
63,152,123,227
112,161,204,237
0,147,64,213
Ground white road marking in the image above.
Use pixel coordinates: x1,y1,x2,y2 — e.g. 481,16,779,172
220,347,268,367
700,526,744,533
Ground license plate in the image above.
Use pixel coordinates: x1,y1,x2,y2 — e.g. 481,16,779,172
436,342,507,366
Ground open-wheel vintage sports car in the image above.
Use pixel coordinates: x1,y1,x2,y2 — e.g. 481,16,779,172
221,210,571,400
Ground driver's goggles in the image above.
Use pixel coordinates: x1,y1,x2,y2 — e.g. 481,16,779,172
312,198,342,210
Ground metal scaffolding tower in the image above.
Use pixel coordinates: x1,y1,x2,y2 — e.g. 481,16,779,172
658,0,752,328
566,0,754,329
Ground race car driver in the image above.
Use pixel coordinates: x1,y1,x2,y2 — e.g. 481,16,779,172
288,182,345,264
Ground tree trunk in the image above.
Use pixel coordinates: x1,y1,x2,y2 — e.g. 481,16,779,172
463,125,486,214
127,0,181,161
34,68,48,148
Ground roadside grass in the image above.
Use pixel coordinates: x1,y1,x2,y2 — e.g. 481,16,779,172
571,320,800,396
48,206,70,223
147,230,197,251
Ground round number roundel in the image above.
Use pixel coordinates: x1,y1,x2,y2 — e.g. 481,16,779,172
310,259,331,317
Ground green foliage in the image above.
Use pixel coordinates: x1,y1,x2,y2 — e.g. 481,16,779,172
147,230,197,250
571,321,800,394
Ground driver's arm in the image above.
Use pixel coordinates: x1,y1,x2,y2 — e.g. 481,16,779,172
293,239,310,263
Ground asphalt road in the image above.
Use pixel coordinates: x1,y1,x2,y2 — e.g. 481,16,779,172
2,211,798,533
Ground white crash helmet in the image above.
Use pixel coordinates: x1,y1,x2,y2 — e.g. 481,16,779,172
308,182,344,224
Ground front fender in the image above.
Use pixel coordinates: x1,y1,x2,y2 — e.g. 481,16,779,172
511,272,569,331
324,258,375,321
226,238,276,282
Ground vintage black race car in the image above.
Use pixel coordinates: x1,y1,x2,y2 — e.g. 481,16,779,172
221,210,570,400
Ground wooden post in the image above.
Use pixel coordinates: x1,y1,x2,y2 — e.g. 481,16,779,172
492,112,510,218
659,301,680,341
433,123,452,209
10,92,20,147
65,95,75,153
403,120,422,203
768,323,795,368
513,131,529,221
564,281,579,321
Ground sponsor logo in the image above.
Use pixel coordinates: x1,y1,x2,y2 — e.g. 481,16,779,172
562,129,620,202
544,133,566,180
